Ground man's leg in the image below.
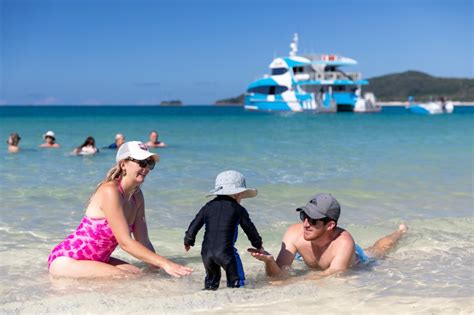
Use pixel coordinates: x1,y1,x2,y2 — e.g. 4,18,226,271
364,223,408,258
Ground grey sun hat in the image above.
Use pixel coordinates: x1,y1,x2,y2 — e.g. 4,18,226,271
208,170,257,199
296,193,341,222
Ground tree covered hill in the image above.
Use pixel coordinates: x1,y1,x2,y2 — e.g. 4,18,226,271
365,71,474,102
215,71,474,104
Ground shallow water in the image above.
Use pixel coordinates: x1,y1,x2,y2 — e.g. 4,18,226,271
0,106,473,313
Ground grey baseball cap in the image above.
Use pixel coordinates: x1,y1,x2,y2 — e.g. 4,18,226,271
296,193,341,222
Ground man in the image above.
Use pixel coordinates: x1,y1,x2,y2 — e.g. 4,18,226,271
145,130,166,148
106,133,125,150
250,193,407,278
40,130,60,148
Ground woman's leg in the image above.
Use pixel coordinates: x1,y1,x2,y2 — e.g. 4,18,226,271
364,223,408,258
49,256,135,278
108,257,142,274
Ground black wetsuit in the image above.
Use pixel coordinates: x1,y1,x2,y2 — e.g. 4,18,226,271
184,195,262,290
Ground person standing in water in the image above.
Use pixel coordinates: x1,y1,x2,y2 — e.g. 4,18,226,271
145,130,166,148
7,132,21,153
48,141,193,278
40,131,60,148
184,170,264,290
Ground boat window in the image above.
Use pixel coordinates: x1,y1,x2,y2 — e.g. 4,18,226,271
334,86,347,91
271,68,288,75
293,66,305,74
247,86,288,95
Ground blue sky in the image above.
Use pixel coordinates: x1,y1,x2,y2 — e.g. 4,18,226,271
1,0,472,105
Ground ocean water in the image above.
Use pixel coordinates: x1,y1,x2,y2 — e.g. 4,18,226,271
0,105,473,314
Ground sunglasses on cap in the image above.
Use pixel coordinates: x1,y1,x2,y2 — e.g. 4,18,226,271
299,211,330,225
127,157,155,170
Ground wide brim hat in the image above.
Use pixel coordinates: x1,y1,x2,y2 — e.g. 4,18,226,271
208,170,257,199
116,141,160,162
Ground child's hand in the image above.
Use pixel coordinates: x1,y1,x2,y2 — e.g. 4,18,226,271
184,245,191,252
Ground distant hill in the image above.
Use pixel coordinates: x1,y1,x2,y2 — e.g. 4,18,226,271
365,71,474,102
160,100,182,106
215,94,244,106
215,71,474,104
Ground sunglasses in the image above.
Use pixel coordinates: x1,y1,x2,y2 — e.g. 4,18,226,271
299,211,329,225
127,157,155,170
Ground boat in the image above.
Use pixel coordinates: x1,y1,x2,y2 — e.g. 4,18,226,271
244,34,380,113
407,97,454,114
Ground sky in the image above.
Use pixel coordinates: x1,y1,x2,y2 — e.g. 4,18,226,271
0,0,472,105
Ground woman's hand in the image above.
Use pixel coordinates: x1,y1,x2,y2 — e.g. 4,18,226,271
162,260,193,277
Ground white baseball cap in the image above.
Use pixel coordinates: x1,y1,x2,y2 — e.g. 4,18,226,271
116,141,159,162
43,131,56,140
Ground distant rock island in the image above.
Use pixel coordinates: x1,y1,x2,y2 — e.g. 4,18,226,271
160,100,182,106
215,95,244,106
215,71,474,104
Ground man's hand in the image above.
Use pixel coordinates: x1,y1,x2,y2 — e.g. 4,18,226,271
248,247,273,262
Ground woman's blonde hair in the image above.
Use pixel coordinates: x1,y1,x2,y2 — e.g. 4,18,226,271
88,161,126,204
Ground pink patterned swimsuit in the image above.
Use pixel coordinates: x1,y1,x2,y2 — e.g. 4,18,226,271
48,181,135,269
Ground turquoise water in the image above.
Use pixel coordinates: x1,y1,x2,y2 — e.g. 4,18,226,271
1,106,473,313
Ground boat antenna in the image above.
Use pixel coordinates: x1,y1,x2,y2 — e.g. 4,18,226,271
289,33,298,56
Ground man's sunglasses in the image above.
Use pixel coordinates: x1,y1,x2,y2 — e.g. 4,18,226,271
299,211,329,225
127,157,156,170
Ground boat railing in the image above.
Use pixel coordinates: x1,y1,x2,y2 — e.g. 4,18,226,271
306,71,361,81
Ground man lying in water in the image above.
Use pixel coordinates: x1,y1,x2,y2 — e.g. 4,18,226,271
249,193,407,279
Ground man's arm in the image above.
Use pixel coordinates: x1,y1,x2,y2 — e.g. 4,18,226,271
250,224,299,278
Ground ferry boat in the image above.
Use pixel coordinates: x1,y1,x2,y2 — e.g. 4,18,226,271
244,34,380,112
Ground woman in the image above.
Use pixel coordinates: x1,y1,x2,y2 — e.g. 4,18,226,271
73,136,98,155
48,141,193,278
7,132,21,153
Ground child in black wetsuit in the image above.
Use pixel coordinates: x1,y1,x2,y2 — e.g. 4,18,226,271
184,170,264,290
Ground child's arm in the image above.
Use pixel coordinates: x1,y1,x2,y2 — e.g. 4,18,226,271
184,206,206,250
239,207,263,249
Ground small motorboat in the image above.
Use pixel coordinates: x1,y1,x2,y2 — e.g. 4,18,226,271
407,98,454,115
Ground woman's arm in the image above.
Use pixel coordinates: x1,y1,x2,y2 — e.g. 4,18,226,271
100,185,192,277
131,190,155,252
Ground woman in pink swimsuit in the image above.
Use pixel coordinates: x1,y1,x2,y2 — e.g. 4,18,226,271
48,141,193,278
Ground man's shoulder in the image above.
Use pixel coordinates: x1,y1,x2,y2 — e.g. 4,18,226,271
332,228,356,251
283,223,303,241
